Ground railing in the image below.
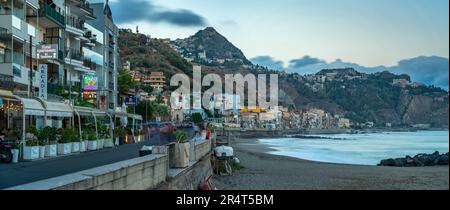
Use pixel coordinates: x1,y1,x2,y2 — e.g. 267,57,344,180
78,0,94,15
66,15,84,30
66,48,83,61
109,82,114,90
109,61,115,69
8,51,24,65
40,3,65,26
58,50,64,61
83,58,96,70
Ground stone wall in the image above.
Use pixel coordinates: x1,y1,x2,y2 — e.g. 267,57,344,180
8,155,168,190
195,140,211,161
158,155,213,190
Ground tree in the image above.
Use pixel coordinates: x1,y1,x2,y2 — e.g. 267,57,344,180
192,113,203,124
117,70,137,95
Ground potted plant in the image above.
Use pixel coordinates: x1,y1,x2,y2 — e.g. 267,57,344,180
173,130,190,168
23,140,40,161
80,136,87,153
23,126,40,161
37,128,48,159
87,130,98,151
69,129,80,153
113,127,121,146
97,124,106,150
44,127,58,157
133,128,140,143
58,128,73,155
103,127,114,148
11,142,20,163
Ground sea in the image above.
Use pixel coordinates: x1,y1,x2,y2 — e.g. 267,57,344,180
258,130,449,166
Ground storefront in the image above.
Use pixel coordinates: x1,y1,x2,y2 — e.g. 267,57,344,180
0,90,45,146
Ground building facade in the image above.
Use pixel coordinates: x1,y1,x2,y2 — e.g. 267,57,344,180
0,0,132,161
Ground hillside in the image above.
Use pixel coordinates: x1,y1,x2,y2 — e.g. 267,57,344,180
171,27,252,68
118,29,192,77
117,28,449,128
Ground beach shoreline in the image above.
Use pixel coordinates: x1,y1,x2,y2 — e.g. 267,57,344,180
212,137,449,190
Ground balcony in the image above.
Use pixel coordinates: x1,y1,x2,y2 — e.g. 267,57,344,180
83,58,96,70
0,49,24,65
109,61,115,69
109,82,115,90
66,15,85,36
65,48,83,61
78,0,95,19
58,50,64,61
38,3,65,28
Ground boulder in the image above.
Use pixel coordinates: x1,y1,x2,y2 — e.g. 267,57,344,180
394,158,407,167
438,153,449,165
379,151,448,167
378,158,396,166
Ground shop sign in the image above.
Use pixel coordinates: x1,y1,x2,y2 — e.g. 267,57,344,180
38,64,48,100
37,44,58,60
83,74,98,91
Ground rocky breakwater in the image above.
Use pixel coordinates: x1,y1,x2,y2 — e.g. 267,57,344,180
378,151,449,167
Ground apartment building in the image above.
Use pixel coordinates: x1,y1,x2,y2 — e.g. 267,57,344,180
87,0,118,111
1,0,132,143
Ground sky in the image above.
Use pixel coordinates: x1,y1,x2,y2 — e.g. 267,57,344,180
107,0,449,67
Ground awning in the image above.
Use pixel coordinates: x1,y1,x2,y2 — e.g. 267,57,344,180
73,106,108,117
21,98,45,116
114,111,128,117
73,106,97,116
127,114,143,121
44,101,73,117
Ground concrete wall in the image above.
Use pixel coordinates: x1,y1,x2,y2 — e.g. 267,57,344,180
159,155,213,190
195,140,211,161
8,154,168,190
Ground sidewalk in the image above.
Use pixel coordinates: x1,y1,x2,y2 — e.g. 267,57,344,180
0,132,172,189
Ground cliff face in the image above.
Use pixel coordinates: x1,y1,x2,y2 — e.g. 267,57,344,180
400,94,449,127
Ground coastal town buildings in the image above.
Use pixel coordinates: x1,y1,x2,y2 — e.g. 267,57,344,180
147,71,165,90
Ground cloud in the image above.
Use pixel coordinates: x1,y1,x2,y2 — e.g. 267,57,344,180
254,54,448,89
220,20,239,27
391,56,449,89
250,56,285,71
110,0,206,27
289,56,324,68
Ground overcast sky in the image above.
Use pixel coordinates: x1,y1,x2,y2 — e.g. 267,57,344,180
105,0,449,68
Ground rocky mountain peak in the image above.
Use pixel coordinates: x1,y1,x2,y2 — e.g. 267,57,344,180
172,27,253,67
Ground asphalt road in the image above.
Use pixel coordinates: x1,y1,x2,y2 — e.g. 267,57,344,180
0,132,175,189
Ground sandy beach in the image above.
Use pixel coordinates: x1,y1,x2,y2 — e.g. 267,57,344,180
213,138,449,190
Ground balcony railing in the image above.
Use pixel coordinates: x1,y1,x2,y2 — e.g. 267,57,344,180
83,58,96,70
78,0,94,15
0,49,24,65
40,3,65,27
66,15,84,30
66,48,83,61
58,50,64,61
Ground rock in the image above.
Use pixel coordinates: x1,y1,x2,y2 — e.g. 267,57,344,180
405,156,415,166
379,158,396,166
414,153,435,166
394,158,407,167
438,153,449,165
379,151,448,167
